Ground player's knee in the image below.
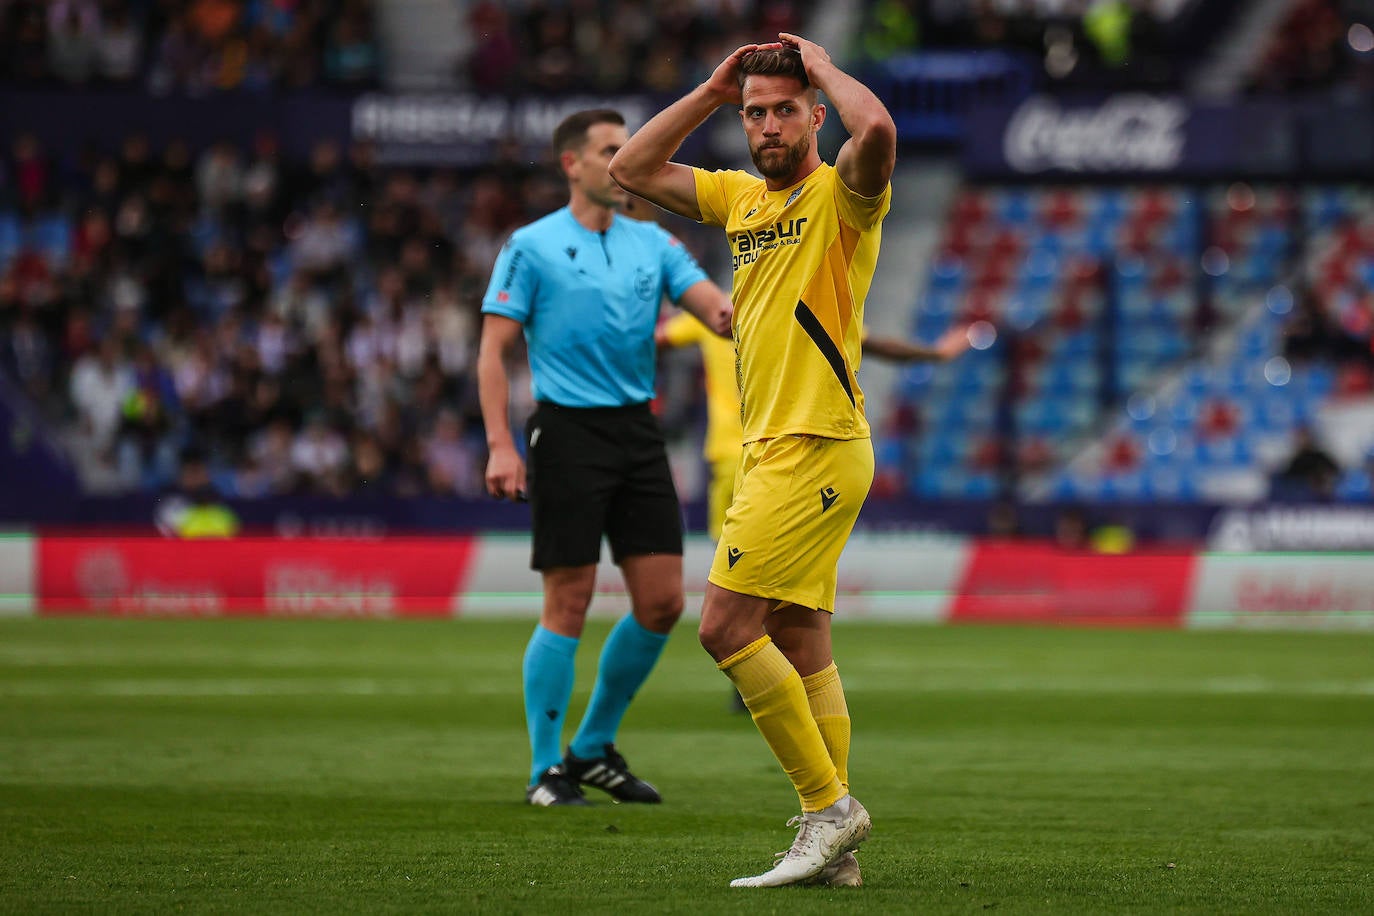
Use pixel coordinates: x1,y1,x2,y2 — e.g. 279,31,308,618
697,612,739,661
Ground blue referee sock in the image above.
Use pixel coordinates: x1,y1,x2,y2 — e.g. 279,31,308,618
569,616,669,760
523,625,579,785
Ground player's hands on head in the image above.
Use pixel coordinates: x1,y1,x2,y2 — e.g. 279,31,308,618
485,444,527,501
778,32,830,73
705,42,781,104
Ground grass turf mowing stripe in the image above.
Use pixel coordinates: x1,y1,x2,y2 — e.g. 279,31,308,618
0,619,1370,914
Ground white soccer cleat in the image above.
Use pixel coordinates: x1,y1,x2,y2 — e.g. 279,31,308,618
729,795,871,888
807,851,862,887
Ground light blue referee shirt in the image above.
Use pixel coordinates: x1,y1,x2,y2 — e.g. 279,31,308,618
482,207,709,408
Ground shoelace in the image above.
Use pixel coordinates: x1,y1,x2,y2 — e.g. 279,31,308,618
772,814,825,863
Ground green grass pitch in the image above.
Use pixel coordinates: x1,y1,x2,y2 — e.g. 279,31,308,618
1,618,1371,914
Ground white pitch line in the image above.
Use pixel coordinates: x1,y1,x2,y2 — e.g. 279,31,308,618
0,676,1371,698
846,676,1374,696
0,678,465,697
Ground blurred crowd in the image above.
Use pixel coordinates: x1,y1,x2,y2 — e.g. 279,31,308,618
862,0,1374,95
459,0,811,94
0,0,381,92
0,0,803,505
859,0,1182,88
1249,0,1374,94
0,129,589,499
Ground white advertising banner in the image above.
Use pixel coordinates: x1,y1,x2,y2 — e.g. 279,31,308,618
1186,553,1374,630
456,533,970,622
0,534,33,616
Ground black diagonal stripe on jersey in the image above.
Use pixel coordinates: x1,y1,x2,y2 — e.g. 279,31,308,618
794,300,855,406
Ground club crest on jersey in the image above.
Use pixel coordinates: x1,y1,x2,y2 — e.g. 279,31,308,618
785,184,805,206
731,217,808,270
635,267,655,301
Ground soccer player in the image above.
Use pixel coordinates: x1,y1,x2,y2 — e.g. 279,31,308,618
658,315,974,544
660,315,972,718
478,109,733,807
609,34,898,886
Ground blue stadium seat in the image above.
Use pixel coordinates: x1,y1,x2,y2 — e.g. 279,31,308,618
1196,436,1242,467
30,215,72,265
1100,471,1146,500
1335,470,1373,501
1144,468,1198,501
0,213,19,269
962,473,999,498
998,190,1034,225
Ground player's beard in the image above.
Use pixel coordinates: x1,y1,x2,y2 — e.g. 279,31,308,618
751,133,810,181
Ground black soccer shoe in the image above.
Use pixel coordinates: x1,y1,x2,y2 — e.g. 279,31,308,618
525,764,591,807
563,744,662,803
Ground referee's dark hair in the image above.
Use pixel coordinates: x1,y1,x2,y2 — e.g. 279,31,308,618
553,109,625,154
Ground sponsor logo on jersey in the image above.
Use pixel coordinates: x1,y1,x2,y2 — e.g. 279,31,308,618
731,217,808,269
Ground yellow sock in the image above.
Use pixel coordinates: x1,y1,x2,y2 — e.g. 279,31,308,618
802,663,851,794
719,636,843,813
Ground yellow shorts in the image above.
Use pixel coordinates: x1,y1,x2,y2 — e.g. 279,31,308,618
708,435,873,612
706,454,739,543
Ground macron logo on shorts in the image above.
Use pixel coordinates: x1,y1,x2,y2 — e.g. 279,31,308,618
727,547,744,569
820,487,839,512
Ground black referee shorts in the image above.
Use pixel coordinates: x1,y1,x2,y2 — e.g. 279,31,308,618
525,401,684,570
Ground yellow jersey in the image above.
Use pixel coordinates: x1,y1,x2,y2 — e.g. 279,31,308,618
693,162,890,443
661,312,742,463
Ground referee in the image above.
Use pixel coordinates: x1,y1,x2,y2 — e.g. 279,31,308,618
477,109,732,806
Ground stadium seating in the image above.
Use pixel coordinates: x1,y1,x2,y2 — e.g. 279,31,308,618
881,181,1371,504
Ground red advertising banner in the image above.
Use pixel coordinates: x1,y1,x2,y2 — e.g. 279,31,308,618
37,537,478,617
950,540,1197,626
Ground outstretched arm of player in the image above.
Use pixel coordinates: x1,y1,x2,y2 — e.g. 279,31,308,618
780,33,896,197
678,281,734,338
610,43,773,220
476,314,527,500
863,325,972,363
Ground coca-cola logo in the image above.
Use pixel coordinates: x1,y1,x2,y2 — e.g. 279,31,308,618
1003,95,1187,174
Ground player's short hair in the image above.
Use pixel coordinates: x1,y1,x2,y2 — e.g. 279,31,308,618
553,109,625,154
737,47,810,92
